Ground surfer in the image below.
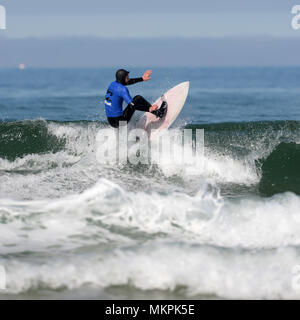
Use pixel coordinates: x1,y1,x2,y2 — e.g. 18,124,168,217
104,69,167,128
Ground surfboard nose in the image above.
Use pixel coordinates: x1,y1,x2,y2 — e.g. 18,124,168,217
178,81,190,90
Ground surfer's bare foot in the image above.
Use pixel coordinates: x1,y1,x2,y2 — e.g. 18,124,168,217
149,104,158,112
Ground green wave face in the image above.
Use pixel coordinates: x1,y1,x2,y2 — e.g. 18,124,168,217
259,142,300,196
0,120,65,161
184,121,300,197
1,119,300,197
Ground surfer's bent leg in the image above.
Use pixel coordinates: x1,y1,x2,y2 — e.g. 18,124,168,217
107,116,122,128
121,103,136,122
121,95,152,121
131,95,152,112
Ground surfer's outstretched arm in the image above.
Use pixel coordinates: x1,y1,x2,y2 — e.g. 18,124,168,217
126,70,152,85
126,77,143,85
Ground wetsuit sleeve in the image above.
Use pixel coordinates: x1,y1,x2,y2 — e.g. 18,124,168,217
126,77,144,86
121,87,133,104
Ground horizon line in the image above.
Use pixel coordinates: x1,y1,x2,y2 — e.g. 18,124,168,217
2,65,300,69
1,35,300,40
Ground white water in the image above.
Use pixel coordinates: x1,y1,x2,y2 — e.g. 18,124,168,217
1,121,300,299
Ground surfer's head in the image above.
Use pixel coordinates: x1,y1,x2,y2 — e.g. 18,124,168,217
116,69,130,85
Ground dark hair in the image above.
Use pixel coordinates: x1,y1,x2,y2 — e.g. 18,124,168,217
116,69,130,85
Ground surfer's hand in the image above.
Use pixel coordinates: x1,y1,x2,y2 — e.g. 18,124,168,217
149,104,158,112
142,70,152,81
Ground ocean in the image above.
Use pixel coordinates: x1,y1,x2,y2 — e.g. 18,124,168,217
1,67,300,299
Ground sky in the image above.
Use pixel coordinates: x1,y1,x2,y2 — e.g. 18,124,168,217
0,0,300,67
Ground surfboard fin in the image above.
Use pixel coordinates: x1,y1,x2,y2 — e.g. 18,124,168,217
152,101,168,119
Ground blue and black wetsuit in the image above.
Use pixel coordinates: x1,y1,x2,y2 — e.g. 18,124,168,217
104,77,152,128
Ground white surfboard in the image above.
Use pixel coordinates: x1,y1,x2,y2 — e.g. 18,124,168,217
136,81,190,139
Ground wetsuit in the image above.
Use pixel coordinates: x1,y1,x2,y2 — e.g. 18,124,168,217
104,78,152,128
